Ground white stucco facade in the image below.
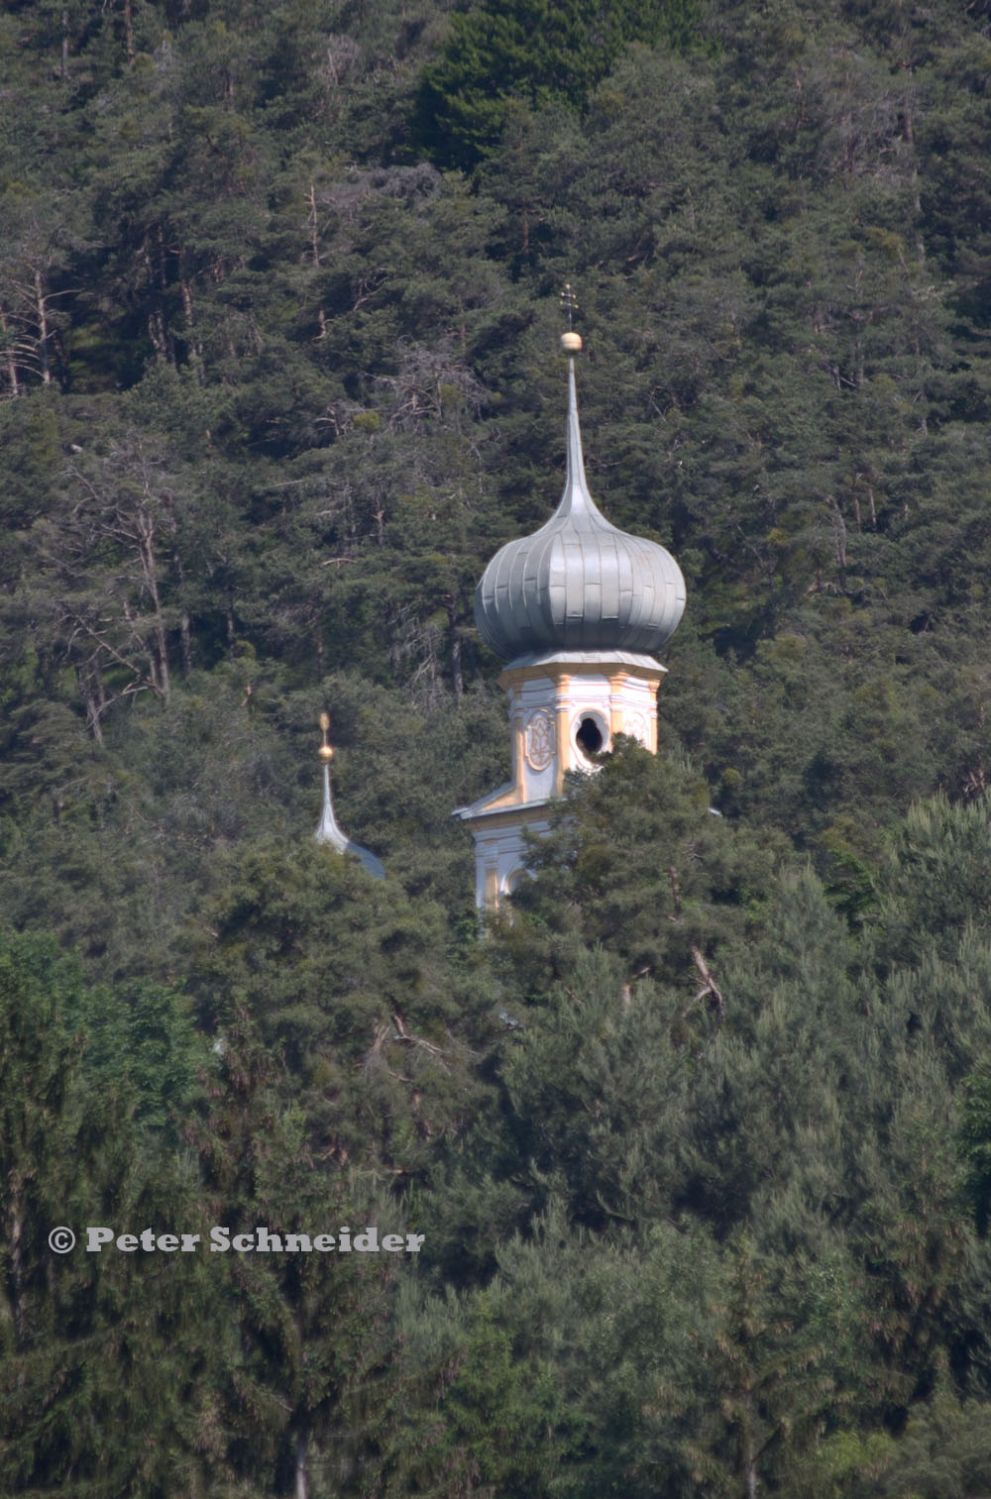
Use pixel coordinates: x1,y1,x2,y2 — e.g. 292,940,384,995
455,651,667,910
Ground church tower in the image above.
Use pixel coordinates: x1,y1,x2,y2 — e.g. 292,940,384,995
455,305,686,910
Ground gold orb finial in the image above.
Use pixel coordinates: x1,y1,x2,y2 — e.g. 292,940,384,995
318,711,335,761
561,330,582,353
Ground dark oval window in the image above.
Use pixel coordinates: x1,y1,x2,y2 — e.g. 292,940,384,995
576,716,604,755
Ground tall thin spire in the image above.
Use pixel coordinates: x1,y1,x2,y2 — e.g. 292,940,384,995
556,282,599,520
314,712,385,878
558,357,595,516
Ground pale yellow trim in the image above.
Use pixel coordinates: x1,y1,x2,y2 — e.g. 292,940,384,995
607,671,626,741
601,669,664,752
463,803,551,835
476,784,526,814
499,664,556,690
484,868,499,909
554,674,572,792
513,717,526,797
499,659,667,690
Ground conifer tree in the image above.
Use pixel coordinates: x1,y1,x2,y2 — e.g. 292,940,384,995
0,931,221,1495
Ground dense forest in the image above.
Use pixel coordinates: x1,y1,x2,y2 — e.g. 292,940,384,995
3,0,991,1493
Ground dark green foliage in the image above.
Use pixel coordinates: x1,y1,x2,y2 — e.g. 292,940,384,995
183,834,493,1493
190,837,486,1169
0,931,222,1495
4,0,991,1491
0,929,204,1131
800,1383,991,1496
415,0,701,168
960,1066,991,1235
503,736,779,991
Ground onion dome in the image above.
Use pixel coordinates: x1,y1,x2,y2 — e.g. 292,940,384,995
474,352,686,663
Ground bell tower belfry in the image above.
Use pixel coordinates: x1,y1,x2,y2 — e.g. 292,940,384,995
455,297,686,910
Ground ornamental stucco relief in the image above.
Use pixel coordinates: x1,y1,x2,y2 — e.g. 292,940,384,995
524,709,554,771
623,710,649,746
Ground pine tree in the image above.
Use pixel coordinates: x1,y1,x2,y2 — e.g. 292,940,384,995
0,931,222,1495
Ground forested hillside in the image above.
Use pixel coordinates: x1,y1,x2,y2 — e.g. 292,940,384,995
3,0,991,1494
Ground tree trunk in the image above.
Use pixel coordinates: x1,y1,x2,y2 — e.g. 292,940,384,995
78,663,107,744
447,603,464,698
137,514,171,700
34,270,51,385
180,272,203,373
742,1392,759,1499
8,1172,26,1345
307,183,320,267
147,310,167,360
0,308,20,396
294,1429,309,1499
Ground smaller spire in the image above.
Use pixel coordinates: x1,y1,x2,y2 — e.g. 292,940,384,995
314,712,385,879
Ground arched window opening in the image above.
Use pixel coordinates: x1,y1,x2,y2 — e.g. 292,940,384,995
576,716,604,755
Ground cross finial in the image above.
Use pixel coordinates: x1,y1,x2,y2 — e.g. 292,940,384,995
560,281,583,353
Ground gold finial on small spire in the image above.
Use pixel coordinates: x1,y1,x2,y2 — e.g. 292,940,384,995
318,711,334,762
560,281,582,352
